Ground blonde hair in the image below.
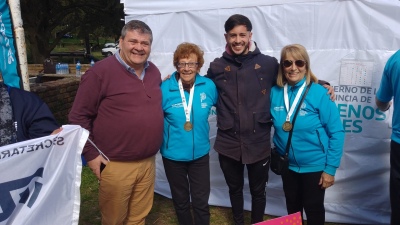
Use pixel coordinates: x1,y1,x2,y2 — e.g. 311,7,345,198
276,44,318,87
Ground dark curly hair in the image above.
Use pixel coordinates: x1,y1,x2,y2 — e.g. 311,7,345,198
224,14,252,33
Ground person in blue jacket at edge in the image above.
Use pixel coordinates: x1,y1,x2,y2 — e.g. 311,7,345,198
270,44,345,225
375,49,400,225
0,74,60,147
160,42,218,225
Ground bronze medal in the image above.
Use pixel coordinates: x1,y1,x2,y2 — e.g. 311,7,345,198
184,121,193,131
282,121,292,132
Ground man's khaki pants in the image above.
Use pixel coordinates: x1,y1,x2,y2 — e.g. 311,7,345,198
99,156,155,225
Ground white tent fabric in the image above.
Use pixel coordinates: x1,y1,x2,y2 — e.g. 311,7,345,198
123,0,400,224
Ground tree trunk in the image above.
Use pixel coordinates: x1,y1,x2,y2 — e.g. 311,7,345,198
28,38,44,64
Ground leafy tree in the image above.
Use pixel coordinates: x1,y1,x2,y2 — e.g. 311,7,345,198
20,0,124,63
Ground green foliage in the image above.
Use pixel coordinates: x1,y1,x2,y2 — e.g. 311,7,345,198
20,0,124,63
79,167,101,225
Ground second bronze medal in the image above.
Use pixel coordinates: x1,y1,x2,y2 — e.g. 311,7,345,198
184,121,193,131
282,121,292,132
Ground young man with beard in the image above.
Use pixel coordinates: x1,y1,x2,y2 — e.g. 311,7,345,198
206,14,277,225
206,14,333,224
69,20,163,225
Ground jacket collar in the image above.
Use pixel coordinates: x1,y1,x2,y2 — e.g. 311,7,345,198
287,77,307,89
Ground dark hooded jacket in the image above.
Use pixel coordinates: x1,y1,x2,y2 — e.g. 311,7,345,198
1,83,59,144
206,42,279,164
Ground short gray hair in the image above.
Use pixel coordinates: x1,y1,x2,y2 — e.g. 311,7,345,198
121,20,153,43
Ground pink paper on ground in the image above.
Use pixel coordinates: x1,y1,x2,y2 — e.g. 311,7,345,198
253,212,302,225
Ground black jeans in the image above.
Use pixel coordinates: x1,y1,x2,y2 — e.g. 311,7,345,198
281,170,325,225
218,154,270,225
162,154,210,225
390,140,400,225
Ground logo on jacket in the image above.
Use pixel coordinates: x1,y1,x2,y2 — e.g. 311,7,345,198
274,106,284,111
200,93,206,102
299,103,307,116
225,66,230,71
200,92,208,108
254,64,261,69
172,103,183,108
261,89,266,95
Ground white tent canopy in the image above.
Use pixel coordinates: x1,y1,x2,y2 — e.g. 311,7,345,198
123,0,400,224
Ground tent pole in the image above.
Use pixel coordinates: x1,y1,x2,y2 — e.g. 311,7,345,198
8,0,29,91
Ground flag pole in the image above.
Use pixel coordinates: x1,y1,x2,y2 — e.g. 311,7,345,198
8,0,29,91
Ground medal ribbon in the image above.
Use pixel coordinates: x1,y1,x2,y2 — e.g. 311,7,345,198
178,79,195,124
284,82,306,122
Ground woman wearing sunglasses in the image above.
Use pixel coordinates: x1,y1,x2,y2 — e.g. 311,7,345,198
270,44,345,225
160,42,218,225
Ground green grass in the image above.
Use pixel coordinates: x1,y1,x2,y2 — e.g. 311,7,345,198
79,166,101,225
49,38,116,64
79,166,350,225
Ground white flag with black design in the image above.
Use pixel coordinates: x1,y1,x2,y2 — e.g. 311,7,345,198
0,125,88,225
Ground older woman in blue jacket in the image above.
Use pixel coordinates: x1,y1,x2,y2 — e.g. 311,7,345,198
270,44,345,225
160,42,218,225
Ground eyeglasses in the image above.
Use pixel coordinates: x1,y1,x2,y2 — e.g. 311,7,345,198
282,60,306,68
177,62,198,68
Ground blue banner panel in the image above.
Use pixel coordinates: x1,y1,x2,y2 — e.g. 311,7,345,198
0,1,20,88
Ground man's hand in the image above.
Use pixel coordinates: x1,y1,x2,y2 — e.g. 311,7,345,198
375,97,392,111
323,84,335,101
51,127,63,135
319,172,335,189
87,155,108,180
162,74,171,81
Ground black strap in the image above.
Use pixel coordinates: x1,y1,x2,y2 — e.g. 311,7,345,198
284,82,312,156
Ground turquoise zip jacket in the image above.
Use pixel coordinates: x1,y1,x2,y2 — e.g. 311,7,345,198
160,72,218,161
270,78,345,175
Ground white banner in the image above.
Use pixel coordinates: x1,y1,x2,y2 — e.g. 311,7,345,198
0,125,88,225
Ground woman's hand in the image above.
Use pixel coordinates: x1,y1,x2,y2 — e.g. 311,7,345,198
319,172,335,189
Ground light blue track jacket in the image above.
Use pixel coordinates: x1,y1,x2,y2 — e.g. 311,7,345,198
270,78,345,175
376,50,400,143
160,72,218,161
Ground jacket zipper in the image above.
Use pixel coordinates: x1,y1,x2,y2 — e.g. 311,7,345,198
316,130,325,153
253,112,256,133
191,107,195,160
166,124,170,149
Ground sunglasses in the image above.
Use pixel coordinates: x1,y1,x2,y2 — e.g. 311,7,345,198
282,60,306,68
